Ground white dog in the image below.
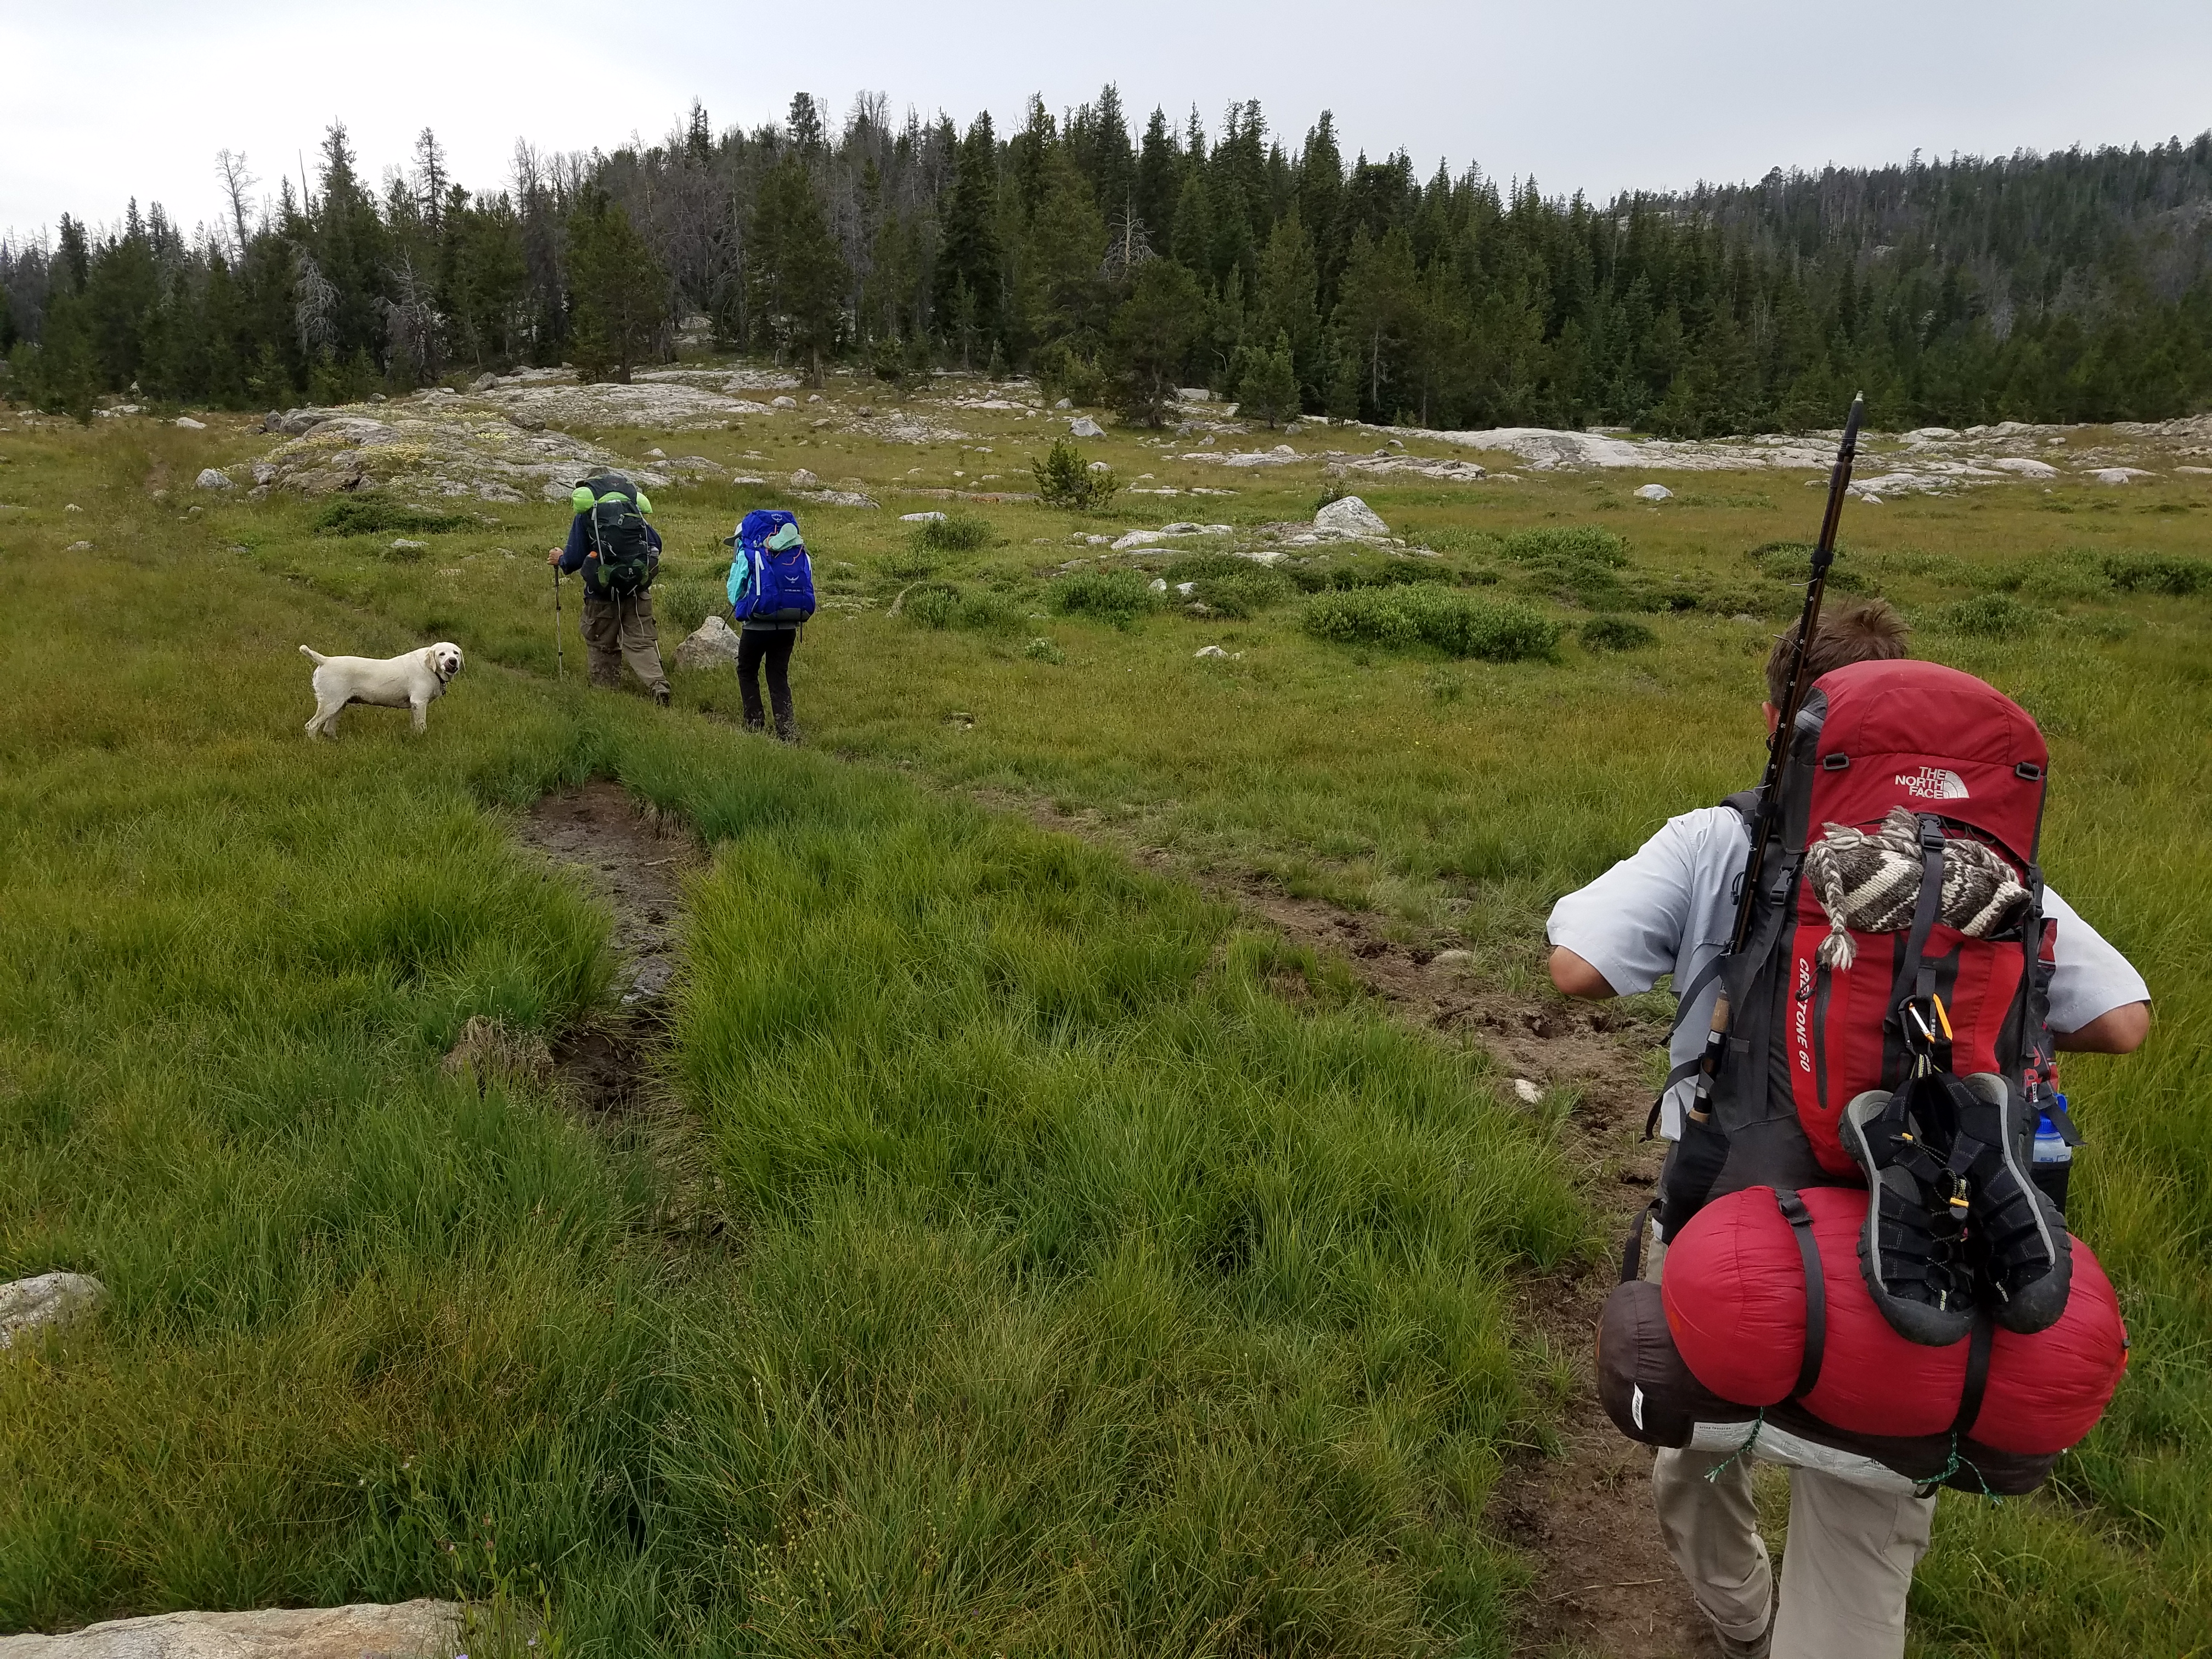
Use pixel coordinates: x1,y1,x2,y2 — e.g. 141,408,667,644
300,642,464,737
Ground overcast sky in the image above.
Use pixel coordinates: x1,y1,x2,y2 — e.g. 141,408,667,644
7,0,2210,241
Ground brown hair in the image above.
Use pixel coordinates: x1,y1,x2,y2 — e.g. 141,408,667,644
1765,600,1910,706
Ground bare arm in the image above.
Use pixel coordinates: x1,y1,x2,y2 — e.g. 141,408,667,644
2053,1001,2151,1055
1548,946,1617,1000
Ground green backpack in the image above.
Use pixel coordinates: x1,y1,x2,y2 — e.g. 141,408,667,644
570,473,659,596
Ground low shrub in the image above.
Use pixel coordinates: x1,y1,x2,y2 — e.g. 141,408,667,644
1285,555,1462,594
1301,586,1562,661
1582,615,1657,651
911,512,995,554
1422,524,1639,608
1748,540,1874,593
314,498,472,536
1031,438,1119,510
2104,552,2211,595
2011,551,2113,603
1497,526,1630,568
656,577,717,636
1047,568,1155,625
902,581,1024,634
1188,568,1296,618
1934,592,2046,639
1162,551,1262,584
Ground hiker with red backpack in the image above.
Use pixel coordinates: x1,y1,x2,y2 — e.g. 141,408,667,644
724,507,817,742
1545,413,2149,1659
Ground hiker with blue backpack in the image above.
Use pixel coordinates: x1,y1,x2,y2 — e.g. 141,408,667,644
548,471,672,706
724,507,817,741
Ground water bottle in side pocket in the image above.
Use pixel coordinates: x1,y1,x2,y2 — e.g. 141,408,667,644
2032,1095,2074,1215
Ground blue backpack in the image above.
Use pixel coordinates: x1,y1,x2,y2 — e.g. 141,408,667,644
726,509,816,624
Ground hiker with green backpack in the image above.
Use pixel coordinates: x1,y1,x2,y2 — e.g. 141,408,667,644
548,471,672,706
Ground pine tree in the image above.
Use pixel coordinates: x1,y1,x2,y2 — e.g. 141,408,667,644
1236,329,1298,426
1169,172,1215,275
1070,84,1136,227
1255,212,1322,406
1020,150,1108,363
1135,109,1180,250
747,155,849,386
412,129,449,231
567,185,667,382
312,123,390,373
1330,225,1420,419
934,113,1003,364
1109,257,1206,424
1297,113,1345,306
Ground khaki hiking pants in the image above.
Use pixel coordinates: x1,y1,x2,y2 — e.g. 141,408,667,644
580,591,669,695
1642,1224,1936,1659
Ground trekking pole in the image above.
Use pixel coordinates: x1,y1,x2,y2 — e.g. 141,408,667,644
1684,392,1866,1124
553,567,565,680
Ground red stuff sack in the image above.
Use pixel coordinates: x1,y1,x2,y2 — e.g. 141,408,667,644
1661,1185,2127,1454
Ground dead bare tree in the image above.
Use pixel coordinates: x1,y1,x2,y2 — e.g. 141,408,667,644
215,149,258,259
382,252,443,385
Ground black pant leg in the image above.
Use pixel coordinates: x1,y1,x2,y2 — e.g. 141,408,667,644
735,628,768,729
764,630,797,738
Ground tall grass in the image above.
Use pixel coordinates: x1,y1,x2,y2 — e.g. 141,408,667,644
0,424,1581,1654
6,412,2210,1656
666,810,1581,1651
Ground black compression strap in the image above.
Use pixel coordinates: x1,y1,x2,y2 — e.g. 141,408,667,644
1775,1188,1827,1400
1889,815,1949,1025
1952,1309,1995,1439
1621,1199,1660,1284
1667,956,1728,1039
1645,1056,1707,1139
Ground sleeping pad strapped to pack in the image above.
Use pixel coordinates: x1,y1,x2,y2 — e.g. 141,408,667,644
1600,658,2130,1490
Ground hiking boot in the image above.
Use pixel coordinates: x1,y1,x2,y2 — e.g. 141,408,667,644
653,684,672,709
774,717,799,744
1839,1082,1976,1346
1954,1071,2072,1334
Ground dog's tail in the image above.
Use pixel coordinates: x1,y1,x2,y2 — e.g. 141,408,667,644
298,645,328,665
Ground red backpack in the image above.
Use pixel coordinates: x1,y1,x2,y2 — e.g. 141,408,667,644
1655,657,2063,1237
1599,659,2125,1494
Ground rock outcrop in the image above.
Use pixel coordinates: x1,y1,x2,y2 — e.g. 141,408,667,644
254,411,662,503
0,1272,106,1349
1314,495,1390,539
1109,522,1235,551
0,1600,460,1658
674,617,744,670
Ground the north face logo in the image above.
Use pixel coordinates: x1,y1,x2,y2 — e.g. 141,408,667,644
1895,766,1969,800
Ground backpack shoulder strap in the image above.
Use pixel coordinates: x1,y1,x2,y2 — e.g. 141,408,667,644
1719,788,1761,828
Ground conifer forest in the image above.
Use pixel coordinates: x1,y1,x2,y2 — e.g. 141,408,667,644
4,90,2210,433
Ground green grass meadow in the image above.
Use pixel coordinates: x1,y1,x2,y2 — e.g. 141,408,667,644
1,394,2208,1655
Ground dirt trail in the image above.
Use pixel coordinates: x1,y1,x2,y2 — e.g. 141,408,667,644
1009,799,1717,1659
513,782,726,1245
